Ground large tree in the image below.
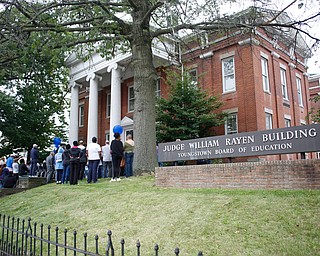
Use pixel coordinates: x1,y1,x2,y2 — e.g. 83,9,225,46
0,30,69,156
0,0,319,174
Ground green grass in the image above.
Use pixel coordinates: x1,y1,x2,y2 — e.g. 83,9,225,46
1,175,320,255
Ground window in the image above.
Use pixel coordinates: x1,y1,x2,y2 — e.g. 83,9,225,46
105,132,110,142
285,118,291,127
222,57,235,93
296,77,303,107
79,105,84,127
266,112,273,130
280,68,288,100
188,69,198,86
261,57,270,92
106,93,111,117
128,86,134,112
125,130,134,140
155,78,161,97
225,113,238,135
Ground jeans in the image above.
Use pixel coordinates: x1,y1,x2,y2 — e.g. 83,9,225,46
62,164,70,184
30,161,38,176
124,152,134,177
102,161,112,178
88,160,99,183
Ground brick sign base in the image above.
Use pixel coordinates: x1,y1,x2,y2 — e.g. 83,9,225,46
155,159,320,190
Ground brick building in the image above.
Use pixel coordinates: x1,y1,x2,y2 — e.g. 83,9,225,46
66,8,314,161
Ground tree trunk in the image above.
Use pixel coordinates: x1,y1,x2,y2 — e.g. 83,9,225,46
131,6,158,175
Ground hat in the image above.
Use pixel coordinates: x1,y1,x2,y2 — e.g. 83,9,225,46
33,144,38,148
106,140,109,143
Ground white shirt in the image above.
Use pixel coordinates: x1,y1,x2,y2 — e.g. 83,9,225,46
101,144,112,161
86,142,101,160
12,162,19,174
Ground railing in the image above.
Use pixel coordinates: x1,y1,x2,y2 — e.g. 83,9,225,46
0,214,204,255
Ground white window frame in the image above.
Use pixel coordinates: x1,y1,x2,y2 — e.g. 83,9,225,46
128,85,134,112
106,93,111,118
222,56,236,93
155,78,161,97
261,56,270,93
79,104,84,127
284,118,291,127
280,68,288,100
225,113,238,135
105,132,110,142
265,112,273,130
296,76,303,107
188,68,198,86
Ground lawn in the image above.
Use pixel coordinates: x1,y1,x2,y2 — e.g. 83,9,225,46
1,175,320,255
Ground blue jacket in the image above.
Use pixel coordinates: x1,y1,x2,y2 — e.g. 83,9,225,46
55,147,64,170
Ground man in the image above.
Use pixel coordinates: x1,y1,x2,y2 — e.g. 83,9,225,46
30,144,39,176
78,140,87,180
6,154,14,172
86,137,101,183
45,152,55,183
69,141,81,185
101,140,112,178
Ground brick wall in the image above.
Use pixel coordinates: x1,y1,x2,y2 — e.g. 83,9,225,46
155,159,320,189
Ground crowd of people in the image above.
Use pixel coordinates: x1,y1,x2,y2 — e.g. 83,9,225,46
0,133,135,188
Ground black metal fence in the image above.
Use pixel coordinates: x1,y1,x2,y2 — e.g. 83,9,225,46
0,214,203,255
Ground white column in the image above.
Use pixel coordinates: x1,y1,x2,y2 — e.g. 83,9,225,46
69,82,80,143
86,72,102,145
107,63,124,135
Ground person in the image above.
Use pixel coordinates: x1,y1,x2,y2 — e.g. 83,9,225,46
6,154,14,172
30,144,39,176
0,164,10,188
123,134,134,177
78,141,87,180
110,132,124,181
12,157,19,182
62,144,71,184
101,140,112,178
69,141,81,185
45,152,55,183
55,145,64,184
86,137,101,183
3,171,17,188
19,158,29,176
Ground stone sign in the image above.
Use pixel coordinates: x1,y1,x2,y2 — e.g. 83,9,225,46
158,124,320,162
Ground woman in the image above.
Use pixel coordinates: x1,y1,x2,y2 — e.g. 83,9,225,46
110,132,124,181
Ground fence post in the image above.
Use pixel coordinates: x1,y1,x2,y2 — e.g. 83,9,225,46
15,217,20,255
55,226,59,256
84,232,88,256
136,240,140,256
154,244,159,256
106,230,114,256
23,217,33,256
174,247,180,255
73,230,77,256
33,221,37,255
64,228,68,256
48,225,51,256
198,251,203,256
120,239,125,256
40,223,44,255
95,234,99,255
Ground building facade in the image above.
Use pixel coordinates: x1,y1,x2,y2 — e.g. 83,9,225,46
67,20,313,161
